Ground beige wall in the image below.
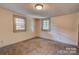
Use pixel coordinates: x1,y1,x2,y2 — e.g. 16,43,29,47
77,12,79,46
0,8,36,48
0,7,78,48
37,13,78,46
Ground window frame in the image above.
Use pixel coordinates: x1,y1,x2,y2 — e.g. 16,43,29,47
13,15,26,32
41,18,51,31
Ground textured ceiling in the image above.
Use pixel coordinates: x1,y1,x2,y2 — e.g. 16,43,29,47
0,3,79,18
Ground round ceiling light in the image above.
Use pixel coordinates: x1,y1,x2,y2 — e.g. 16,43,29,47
35,4,43,10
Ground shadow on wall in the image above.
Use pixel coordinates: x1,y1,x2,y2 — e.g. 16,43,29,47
40,25,76,46
49,26,76,45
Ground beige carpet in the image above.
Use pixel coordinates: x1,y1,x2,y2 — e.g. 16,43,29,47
0,38,77,55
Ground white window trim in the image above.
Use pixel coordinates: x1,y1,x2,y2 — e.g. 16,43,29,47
41,18,51,31
13,15,26,32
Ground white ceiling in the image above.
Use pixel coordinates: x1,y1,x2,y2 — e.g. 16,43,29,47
0,3,79,18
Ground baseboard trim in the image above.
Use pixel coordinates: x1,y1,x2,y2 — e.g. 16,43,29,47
38,37,78,48
0,37,37,49
0,36,78,49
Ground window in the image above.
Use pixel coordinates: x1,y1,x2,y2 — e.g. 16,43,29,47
13,15,26,32
42,18,50,31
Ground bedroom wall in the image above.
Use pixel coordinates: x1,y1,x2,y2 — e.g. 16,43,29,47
0,8,36,48
37,13,78,46
76,12,79,46
0,7,78,48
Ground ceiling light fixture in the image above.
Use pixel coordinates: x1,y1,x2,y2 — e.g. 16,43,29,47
35,4,43,10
